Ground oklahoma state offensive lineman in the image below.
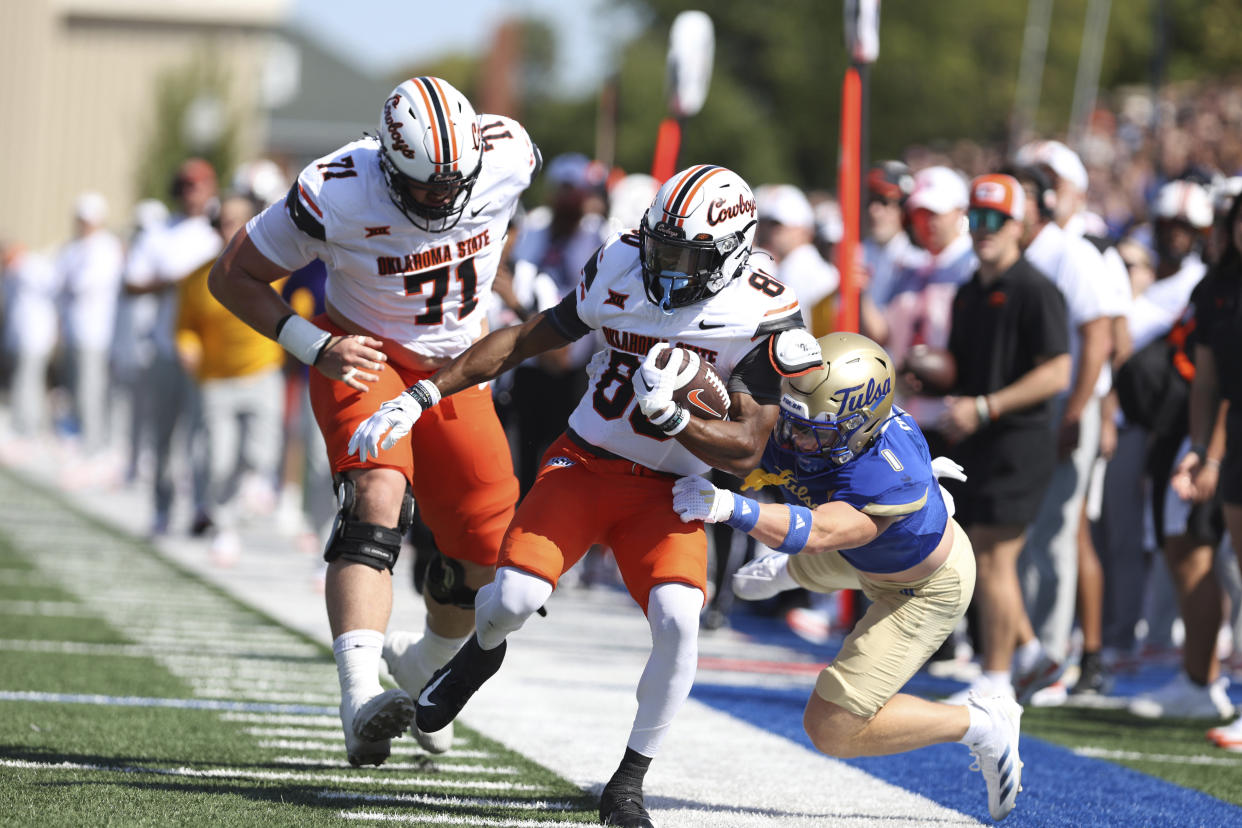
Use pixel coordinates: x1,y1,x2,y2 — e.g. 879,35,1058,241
209,77,539,766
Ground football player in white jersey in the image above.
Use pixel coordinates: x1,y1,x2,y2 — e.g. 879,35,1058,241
208,77,540,767
349,164,818,827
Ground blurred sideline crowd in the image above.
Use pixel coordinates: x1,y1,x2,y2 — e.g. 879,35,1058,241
1,77,1241,735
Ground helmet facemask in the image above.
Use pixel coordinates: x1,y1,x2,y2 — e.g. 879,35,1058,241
639,214,752,313
379,150,480,233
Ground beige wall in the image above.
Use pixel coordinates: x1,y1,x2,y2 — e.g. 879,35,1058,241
0,0,287,251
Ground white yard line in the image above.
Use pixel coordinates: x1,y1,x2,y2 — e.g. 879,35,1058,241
1074,747,1242,767
0,758,554,791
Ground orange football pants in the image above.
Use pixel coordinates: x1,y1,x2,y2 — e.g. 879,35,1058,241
499,433,707,614
307,315,518,567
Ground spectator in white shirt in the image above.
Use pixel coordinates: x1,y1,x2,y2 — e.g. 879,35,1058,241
57,192,124,458
124,159,222,535
2,243,60,439
754,183,839,333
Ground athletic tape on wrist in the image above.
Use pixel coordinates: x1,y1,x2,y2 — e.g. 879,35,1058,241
775,504,813,553
276,313,332,366
725,492,760,532
406,379,441,410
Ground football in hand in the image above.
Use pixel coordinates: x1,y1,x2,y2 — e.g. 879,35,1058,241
899,344,957,396
653,348,730,421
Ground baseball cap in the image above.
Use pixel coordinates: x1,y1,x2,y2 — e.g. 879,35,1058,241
1016,140,1089,192
867,160,914,203
1154,179,1213,229
969,174,1025,221
757,184,814,229
74,192,108,225
905,166,969,215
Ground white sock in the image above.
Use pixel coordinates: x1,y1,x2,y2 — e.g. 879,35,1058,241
414,627,469,675
334,629,385,708
984,670,1012,692
1013,639,1044,674
960,701,992,747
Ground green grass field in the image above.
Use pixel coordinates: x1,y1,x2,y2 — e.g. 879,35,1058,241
3,468,1241,825
0,482,600,827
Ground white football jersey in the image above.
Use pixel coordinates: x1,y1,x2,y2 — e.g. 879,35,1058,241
552,231,804,476
246,116,538,359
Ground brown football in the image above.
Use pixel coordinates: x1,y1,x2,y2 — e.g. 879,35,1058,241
653,348,730,420
900,344,957,396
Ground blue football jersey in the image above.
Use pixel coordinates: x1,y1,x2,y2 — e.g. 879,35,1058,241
743,406,948,573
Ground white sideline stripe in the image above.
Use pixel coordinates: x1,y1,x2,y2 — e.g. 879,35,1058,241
0,690,334,715
320,790,573,811
0,600,95,616
340,813,575,827
255,734,493,759
0,759,550,791
270,756,492,768
188,686,336,704
265,752,516,773
1074,746,1242,767
0,638,320,659
222,713,342,726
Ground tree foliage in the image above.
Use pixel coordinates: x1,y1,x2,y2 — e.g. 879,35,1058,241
138,50,242,205
378,1,1242,195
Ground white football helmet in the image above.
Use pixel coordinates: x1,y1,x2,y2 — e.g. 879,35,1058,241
1154,179,1213,229
775,332,895,469
639,164,757,312
378,76,482,232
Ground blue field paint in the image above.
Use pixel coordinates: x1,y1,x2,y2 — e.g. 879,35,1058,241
691,681,1242,826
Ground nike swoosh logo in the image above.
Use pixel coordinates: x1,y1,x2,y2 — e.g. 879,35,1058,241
698,320,725,329
469,202,491,218
687,388,722,418
418,671,449,707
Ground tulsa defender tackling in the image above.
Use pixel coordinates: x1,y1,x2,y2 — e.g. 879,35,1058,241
672,332,1026,822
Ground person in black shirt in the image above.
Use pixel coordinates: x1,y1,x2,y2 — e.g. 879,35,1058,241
938,174,1071,702
1150,189,1242,733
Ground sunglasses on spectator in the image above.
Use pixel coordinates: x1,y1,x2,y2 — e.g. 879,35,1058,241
967,208,1010,233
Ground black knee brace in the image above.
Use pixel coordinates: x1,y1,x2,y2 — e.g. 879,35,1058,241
323,478,414,573
424,549,478,609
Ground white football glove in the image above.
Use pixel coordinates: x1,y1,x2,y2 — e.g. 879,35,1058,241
348,381,438,463
733,552,799,601
930,455,967,519
585,348,612,386
633,343,698,420
671,475,735,524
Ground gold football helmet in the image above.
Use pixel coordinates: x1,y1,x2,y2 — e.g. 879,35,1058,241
775,332,895,467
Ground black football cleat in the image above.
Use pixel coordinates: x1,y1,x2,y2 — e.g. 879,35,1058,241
414,635,506,733
599,781,655,827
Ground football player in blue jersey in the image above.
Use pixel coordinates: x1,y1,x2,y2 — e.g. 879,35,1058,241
672,332,1025,822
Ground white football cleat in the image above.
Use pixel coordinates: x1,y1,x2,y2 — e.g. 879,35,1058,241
384,630,454,754
340,687,414,767
966,693,1024,821
1128,673,1235,720
732,552,798,601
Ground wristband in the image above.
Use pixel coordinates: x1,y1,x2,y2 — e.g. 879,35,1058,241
776,504,814,553
1205,457,1222,469
975,396,991,427
277,313,332,366
650,404,690,436
406,379,441,410
724,492,760,532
